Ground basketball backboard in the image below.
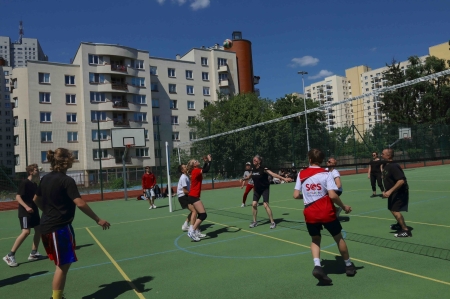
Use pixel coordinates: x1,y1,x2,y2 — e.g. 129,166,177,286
111,128,146,148
398,127,411,139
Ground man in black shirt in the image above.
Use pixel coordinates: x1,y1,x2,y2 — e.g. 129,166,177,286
3,164,42,267
381,148,411,237
368,152,384,197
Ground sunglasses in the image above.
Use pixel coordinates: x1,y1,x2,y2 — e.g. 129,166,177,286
327,160,332,163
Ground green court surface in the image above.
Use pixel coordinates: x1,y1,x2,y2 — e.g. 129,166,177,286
1,165,450,299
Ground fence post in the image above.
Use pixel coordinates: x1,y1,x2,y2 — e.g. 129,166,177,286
352,125,358,173
24,119,28,167
423,130,426,167
157,122,163,187
291,121,295,168
208,119,214,189
97,120,104,201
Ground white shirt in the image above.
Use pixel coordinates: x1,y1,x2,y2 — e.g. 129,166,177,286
294,166,338,205
326,168,342,192
177,174,190,197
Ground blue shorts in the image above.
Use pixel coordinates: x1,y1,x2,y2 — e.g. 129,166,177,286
42,224,77,266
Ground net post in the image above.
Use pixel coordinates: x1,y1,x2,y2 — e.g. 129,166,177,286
97,120,104,201
24,119,28,167
123,145,129,201
165,141,173,212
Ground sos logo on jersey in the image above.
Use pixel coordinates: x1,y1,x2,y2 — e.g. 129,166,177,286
305,183,322,191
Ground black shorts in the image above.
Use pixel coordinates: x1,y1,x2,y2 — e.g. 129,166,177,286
188,196,200,205
19,213,40,229
253,188,269,203
306,219,342,237
388,191,409,212
178,195,190,209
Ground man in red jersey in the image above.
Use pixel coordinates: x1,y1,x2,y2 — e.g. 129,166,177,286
142,167,157,209
293,148,356,285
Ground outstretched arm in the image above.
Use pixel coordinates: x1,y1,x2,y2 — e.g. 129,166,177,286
266,169,292,183
73,198,110,229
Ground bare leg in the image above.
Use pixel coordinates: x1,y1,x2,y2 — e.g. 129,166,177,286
11,229,31,252
151,196,155,206
391,211,408,230
52,263,72,291
252,201,258,222
31,226,41,251
192,201,205,231
311,235,321,259
332,233,350,260
188,204,197,225
263,202,274,223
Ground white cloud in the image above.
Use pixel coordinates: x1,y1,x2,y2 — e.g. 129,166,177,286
308,70,333,80
156,0,210,10
289,56,319,67
156,0,165,4
174,0,187,4
371,47,377,52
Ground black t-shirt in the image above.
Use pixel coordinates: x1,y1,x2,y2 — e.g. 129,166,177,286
251,167,270,193
36,171,81,234
369,159,383,173
382,163,408,193
17,179,38,218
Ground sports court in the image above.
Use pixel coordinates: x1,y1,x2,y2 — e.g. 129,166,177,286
1,164,450,298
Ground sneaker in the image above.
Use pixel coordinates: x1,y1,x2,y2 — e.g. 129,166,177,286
336,207,343,217
28,252,42,261
241,204,245,208
148,206,153,210
345,263,357,276
152,204,157,209
270,222,276,229
181,224,190,231
3,255,18,267
390,223,402,231
370,194,377,198
394,230,412,238
195,230,207,238
249,222,258,228
312,266,332,285
187,230,200,242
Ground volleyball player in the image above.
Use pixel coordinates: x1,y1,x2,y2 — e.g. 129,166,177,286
239,162,254,207
177,164,197,232
326,157,344,217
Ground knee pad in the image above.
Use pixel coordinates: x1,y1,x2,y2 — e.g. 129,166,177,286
198,213,207,221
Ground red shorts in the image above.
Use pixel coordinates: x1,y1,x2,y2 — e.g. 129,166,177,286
303,196,337,224
42,224,78,266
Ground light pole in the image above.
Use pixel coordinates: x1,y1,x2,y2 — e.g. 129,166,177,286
298,71,310,152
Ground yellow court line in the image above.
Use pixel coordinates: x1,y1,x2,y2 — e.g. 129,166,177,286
350,215,450,228
86,228,146,299
204,219,450,286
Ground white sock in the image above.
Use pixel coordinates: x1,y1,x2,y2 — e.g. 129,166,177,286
313,258,321,267
189,225,194,231
184,221,188,226
344,258,352,266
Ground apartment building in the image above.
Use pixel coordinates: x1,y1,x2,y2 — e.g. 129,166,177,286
0,60,14,173
0,37,48,68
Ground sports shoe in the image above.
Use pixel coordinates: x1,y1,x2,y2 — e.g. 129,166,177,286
187,230,200,242
270,222,276,229
3,255,18,267
181,223,190,231
312,266,332,285
336,207,343,217
152,204,157,209
394,230,412,238
148,206,153,210
390,223,401,231
195,230,207,238
370,194,377,198
241,204,245,208
249,221,258,228
28,252,42,261
345,263,357,276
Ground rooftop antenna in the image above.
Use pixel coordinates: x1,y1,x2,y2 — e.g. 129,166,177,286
19,20,24,44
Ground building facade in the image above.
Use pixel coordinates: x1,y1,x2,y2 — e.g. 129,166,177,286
0,60,14,173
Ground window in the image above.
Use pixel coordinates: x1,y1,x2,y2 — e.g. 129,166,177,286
41,131,52,142
132,60,144,69
67,113,77,123
168,68,176,78
92,129,108,141
152,99,159,108
154,148,162,158
132,95,146,104
131,77,145,87
218,58,227,66
39,92,51,103
188,116,195,124
88,54,103,64
134,112,147,122
5,95,10,100
144,130,149,139
201,57,208,66
66,94,76,104
5,79,9,84
150,66,157,75
169,84,176,93
3,71,9,76
41,151,49,162
187,101,195,110
14,135,19,146
89,73,105,84
154,132,160,141
135,148,149,157
39,73,50,83
151,83,158,91
40,112,51,122
65,75,75,85
203,87,210,96
68,132,78,142
186,85,194,95
91,111,107,121
170,100,177,109
72,151,79,161
189,132,197,140
202,72,209,81
171,116,179,124
204,100,210,108
172,132,179,141
15,155,19,166
186,70,193,79
219,73,228,81
93,149,108,159
153,115,160,124
90,92,106,102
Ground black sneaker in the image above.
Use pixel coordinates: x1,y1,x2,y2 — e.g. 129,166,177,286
312,266,332,285
390,223,402,231
370,194,377,198
346,263,357,276
394,230,412,238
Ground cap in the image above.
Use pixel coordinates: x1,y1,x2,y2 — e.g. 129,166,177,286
246,162,251,165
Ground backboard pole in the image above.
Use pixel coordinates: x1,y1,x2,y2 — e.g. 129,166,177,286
177,146,181,165
165,141,173,212
123,146,129,201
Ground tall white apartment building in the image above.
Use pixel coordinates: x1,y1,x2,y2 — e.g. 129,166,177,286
0,36,48,68
304,75,351,132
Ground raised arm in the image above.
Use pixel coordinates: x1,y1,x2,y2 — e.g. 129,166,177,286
265,169,292,183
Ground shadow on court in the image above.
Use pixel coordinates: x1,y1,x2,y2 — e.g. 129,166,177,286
0,271,48,287
204,226,241,239
321,256,365,276
76,243,94,250
81,276,154,299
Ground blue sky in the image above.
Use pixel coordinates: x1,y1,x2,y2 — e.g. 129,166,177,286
1,0,449,100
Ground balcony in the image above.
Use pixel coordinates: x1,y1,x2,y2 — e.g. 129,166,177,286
115,157,132,164
218,65,228,73
113,119,130,126
219,79,229,87
111,64,127,73
254,76,260,85
112,100,129,108
111,83,128,91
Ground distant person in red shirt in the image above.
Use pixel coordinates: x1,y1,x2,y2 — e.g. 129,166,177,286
186,154,212,242
142,166,157,209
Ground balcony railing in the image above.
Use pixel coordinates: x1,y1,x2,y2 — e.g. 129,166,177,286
219,79,229,87
112,100,129,108
115,156,132,164
113,119,130,126
111,83,128,91
111,64,127,72
218,65,228,73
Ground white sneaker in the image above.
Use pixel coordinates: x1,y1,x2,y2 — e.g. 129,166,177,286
241,204,245,207
3,255,18,267
152,204,157,209
28,252,42,261
181,224,190,231
195,230,207,238
149,206,153,210
187,230,200,242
